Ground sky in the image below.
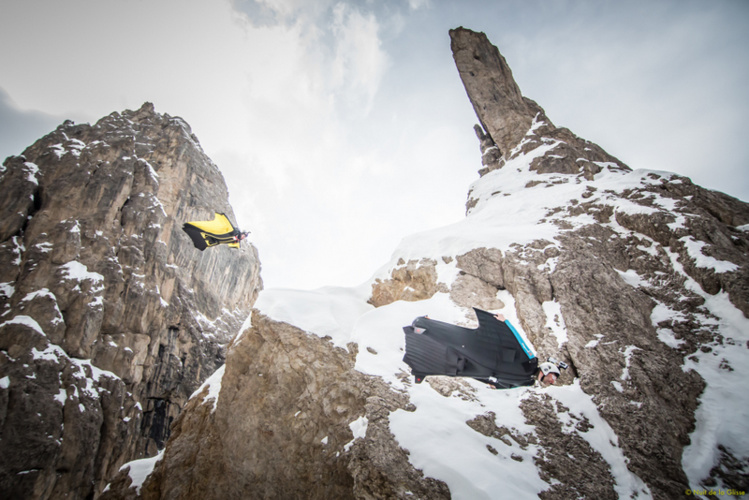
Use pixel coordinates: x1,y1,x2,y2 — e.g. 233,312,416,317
1,0,748,290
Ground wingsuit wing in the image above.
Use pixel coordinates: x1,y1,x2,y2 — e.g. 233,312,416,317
402,308,538,388
182,213,241,251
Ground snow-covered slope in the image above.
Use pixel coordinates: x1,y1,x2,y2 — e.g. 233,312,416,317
253,91,748,494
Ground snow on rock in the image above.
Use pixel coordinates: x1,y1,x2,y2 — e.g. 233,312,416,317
3,314,47,336
0,282,14,299
0,102,262,499
98,30,749,500
547,381,652,498
344,415,369,452
254,284,373,349
190,364,226,413
680,236,739,273
59,260,105,293
120,450,165,495
390,383,545,500
680,291,749,488
542,300,567,348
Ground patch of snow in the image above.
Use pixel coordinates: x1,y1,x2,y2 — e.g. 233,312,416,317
59,261,105,293
620,345,640,382
0,376,9,389
542,300,567,348
616,269,648,289
680,236,738,273
120,449,164,495
254,285,373,349
344,416,368,452
650,301,687,348
585,334,604,348
548,381,652,498
3,315,46,336
613,199,659,217
11,236,24,266
0,282,14,299
72,358,119,392
24,162,40,185
34,242,54,253
21,288,56,303
667,214,688,231
190,364,226,413
50,144,66,158
54,387,67,405
138,158,159,181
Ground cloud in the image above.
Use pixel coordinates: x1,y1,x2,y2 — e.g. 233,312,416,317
330,3,389,115
0,87,69,162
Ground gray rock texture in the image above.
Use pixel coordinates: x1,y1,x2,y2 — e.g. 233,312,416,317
0,103,261,499
448,27,749,498
102,311,449,500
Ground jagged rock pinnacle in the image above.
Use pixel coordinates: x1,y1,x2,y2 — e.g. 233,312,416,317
450,27,536,159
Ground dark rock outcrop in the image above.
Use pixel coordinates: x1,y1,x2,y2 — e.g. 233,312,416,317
103,312,449,500
0,103,262,499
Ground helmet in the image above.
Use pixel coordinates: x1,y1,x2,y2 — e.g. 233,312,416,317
538,362,561,377
537,362,560,385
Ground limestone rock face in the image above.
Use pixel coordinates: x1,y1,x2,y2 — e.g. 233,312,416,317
445,28,749,497
450,27,533,160
369,258,447,307
0,103,261,499
103,311,449,500
451,27,630,182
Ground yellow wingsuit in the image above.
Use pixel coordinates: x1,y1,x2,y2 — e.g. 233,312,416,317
182,213,247,250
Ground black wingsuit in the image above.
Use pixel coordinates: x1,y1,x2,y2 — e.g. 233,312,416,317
403,308,538,389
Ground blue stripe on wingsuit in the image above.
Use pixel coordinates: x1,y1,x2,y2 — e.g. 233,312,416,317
505,320,536,359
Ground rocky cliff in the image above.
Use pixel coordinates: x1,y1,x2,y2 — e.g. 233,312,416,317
42,27,749,500
0,103,262,499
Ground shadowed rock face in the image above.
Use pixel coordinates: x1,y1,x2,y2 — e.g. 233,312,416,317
102,311,449,500
0,103,261,498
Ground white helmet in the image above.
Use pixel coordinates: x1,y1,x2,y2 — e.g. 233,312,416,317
538,362,561,379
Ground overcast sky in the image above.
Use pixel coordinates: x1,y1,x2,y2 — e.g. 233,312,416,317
1,0,748,290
